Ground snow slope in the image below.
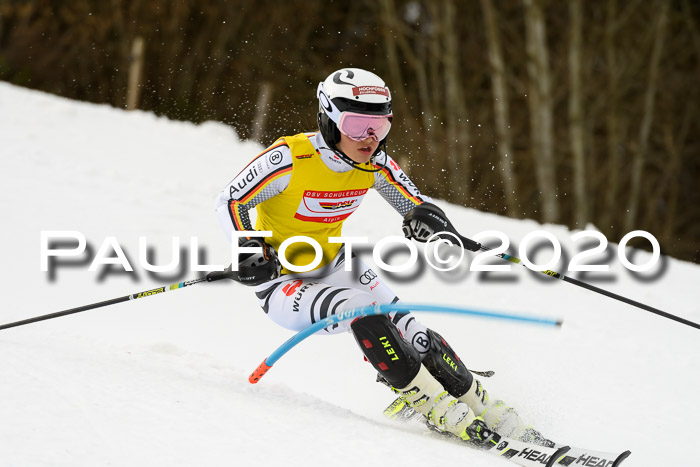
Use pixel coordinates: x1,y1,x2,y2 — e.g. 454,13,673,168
1,82,699,466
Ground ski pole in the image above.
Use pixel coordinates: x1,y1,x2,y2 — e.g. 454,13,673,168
450,232,700,331
0,270,236,332
249,302,561,384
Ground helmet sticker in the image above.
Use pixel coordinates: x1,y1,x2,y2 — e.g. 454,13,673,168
333,69,355,86
352,86,389,97
319,91,333,112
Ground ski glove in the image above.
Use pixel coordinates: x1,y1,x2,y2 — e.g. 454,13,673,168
402,203,481,251
402,203,456,243
233,237,282,286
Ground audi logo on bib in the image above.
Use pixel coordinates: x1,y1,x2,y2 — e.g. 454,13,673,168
359,269,377,285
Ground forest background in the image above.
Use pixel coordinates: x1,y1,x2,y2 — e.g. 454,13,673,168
1,0,697,262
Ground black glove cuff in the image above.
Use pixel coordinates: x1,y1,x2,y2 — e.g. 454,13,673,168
403,203,452,235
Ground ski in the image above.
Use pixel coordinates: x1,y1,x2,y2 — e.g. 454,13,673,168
482,436,570,467
554,447,631,467
385,397,569,466
384,396,631,466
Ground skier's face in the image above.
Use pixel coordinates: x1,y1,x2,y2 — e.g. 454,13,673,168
336,133,379,165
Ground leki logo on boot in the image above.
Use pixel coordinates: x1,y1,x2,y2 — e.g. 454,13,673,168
379,336,399,361
442,353,459,372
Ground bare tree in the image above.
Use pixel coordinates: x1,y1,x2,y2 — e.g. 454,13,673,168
568,0,587,227
480,0,518,214
442,0,471,199
390,6,441,188
126,36,144,110
523,0,559,223
251,81,273,143
379,0,412,169
624,0,669,233
601,0,621,232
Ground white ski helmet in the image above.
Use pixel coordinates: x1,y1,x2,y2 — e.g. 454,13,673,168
317,68,392,150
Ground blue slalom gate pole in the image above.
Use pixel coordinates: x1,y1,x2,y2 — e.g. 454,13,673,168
249,302,561,383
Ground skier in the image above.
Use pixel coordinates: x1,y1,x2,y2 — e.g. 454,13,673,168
215,68,549,447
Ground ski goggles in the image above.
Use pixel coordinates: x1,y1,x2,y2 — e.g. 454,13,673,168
337,112,393,142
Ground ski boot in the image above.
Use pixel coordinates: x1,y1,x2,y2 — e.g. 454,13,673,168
420,328,555,447
459,379,555,447
397,365,498,447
